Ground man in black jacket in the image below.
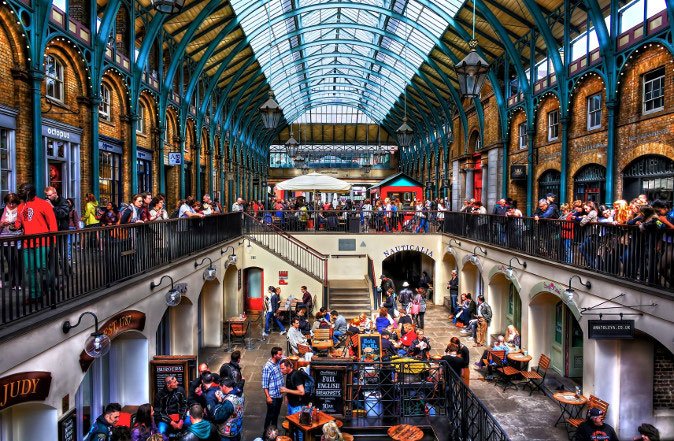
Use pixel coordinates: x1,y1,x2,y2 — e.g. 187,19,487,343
220,350,245,391
85,402,120,441
447,271,459,320
45,186,70,231
154,375,188,437
574,408,618,441
380,275,394,294
179,404,220,441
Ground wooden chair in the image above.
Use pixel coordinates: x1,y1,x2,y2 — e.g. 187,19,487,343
311,328,334,355
229,321,249,347
566,395,610,430
489,350,519,392
342,333,359,357
297,343,312,357
519,354,551,396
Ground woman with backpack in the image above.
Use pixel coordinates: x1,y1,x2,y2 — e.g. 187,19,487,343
411,287,427,329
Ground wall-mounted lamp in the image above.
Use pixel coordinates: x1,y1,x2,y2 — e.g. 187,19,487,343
221,246,238,268
239,238,252,249
505,257,527,281
195,257,217,281
469,246,487,265
564,275,591,304
446,238,461,254
63,312,111,358
151,275,186,307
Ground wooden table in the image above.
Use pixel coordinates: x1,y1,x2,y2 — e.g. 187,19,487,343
224,317,247,353
553,392,588,427
387,424,424,441
286,410,336,441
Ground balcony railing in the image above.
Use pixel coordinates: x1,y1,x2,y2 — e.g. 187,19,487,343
0,214,242,329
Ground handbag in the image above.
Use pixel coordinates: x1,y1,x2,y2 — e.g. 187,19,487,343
411,302,420,315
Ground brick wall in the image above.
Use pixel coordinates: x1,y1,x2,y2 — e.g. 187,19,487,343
653,342,674,410
507,108,528,206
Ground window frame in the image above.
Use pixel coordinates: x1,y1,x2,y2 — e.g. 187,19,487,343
587,93,602,131
0,128,16,200
518,123,528,149
548,109,560,141
44,55,65,102
642,66,665,115
136,103,145,134
99,84,111,121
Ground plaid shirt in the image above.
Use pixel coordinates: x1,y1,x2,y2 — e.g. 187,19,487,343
262,358,284,398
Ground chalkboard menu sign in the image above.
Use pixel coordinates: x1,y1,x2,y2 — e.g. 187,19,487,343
358,334,382,361
150,356,196,402
58,409,76,441
311,365,348,416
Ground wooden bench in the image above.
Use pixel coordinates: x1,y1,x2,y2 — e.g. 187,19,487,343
311,328,334,355
519,354,551,396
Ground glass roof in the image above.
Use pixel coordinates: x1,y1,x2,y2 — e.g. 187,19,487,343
229,0,465,123
295,105,377,124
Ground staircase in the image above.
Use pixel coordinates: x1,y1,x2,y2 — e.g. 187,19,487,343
328,280,372,319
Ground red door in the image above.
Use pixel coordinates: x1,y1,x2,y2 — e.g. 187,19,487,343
245,268,264,311
473,156,483,202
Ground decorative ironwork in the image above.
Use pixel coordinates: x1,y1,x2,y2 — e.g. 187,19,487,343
623,155,674,178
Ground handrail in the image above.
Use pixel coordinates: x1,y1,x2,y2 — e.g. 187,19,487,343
0,213,243,329
243,213,328,258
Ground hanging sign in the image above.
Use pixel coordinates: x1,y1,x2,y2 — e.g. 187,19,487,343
80,310,146,371
510,165,527,180
279,271,288,285
588,320,634,339
168,152,182,166
0,371,52,410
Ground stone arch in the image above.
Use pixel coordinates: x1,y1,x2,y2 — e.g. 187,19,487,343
468,129,480,154
198,279,223,348
100,70,128,136
42,39,89,108
223,263,239,318
170,296,194,355
528,280,580,319
459,255,485,299
0,9,26,107
0,402,58,440
0,8,28,68
487,265,523,341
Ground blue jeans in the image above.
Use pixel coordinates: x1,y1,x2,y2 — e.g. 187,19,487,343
333,330,344,344
450,294,458,314
579,236,596,268
288,405,304,440
562,239,572,263
416,218,428,233
265,312,285,334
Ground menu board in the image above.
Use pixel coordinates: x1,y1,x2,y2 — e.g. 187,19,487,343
150,356,196,402
311,365,348,416
358,334,382,361
58,409,76,441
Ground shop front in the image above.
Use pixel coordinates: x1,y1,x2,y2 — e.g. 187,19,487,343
573,164,606,203
137,148,153,194
99,136,124,207
42,119,82,213
622,154,673,203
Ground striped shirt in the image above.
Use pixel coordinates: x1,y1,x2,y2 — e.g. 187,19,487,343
262,358,284,398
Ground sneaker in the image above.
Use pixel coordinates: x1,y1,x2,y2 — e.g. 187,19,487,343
474,362,482,368
262,332,269,337
459,330,470,334
280,330,287,335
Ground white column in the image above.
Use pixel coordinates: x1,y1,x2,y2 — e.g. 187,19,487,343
465,168,474,201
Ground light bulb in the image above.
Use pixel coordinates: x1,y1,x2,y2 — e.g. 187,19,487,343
85,332,111,358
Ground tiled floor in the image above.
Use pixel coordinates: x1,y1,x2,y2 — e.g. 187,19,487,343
200,305,569,441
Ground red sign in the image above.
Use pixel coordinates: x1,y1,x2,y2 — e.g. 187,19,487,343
0,371,52,410
79,310,146,371
279,271,288,285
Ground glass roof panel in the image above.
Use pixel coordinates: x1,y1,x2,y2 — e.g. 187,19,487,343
229,0,465,123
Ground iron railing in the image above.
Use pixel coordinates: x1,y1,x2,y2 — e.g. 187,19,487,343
242,213,328,285
442,211,674,292
367,256,379,310
0,214,242,328
313,358,510,441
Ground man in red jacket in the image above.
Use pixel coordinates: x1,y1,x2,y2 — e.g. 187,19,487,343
16,183,57,300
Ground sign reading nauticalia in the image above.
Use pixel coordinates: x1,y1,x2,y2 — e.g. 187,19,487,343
383,245,433,258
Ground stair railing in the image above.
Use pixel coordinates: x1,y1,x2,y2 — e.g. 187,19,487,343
243,213,328,285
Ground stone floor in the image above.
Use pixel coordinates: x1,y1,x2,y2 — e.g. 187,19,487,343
199,305,569,441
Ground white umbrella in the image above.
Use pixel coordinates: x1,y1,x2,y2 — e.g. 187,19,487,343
275,172,351,192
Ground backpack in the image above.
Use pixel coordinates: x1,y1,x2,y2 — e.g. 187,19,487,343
299,369,315,402
169,207,181,219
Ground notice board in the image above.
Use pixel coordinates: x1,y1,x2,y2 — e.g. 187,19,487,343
311,364,349,416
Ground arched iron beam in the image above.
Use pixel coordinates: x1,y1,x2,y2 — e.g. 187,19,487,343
210,57,259,122
93,0,122,92
131,13,167,104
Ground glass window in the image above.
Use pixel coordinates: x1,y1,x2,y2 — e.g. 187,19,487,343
0,129,15,199
643,66,665,114
137,103,145,134
45,55,64,102
518,123,527,149
548,110,559,141
99,84,111,120
587,93,602,130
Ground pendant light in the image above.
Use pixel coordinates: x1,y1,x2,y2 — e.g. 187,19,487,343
260,4,282,129
396,6,413,148
285,124,299,158
453,1,491,99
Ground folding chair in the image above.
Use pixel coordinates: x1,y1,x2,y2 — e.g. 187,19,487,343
519,354,551,396
489,350,519,392
565,395,609,438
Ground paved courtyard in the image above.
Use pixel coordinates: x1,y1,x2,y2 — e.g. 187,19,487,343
200,304,569,441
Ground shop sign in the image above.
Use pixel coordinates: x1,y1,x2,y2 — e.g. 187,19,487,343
383,245,433,258
588,320,634,339
168,152,182,166
510,165,527,180
137,148,153,161
310,365,348,416
576,142,605,154
0,371,52,410
279,271,288,285
79,310,146,371
358,334,382,361
150,356,196,402
58,408,76,441
99,141,123,154
41,119,82,144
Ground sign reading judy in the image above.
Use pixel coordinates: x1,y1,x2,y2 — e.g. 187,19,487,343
0,371,52,410
588,320,635,339
383,245,433,258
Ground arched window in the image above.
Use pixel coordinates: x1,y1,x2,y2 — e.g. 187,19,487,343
623,155,673,204
44,55,64,102
99,84,111,120
538,169,561,201
574,164,606,203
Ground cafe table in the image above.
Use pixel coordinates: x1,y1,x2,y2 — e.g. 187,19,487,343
507,352,532,370
286,410,336,441
223,316,247,353
553,392,588,427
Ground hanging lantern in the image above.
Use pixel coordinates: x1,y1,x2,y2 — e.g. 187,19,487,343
396,117,414,148
260,92,282,130
363,163,372,174
151,0,185,14
285,131,300,158
453,40,490,100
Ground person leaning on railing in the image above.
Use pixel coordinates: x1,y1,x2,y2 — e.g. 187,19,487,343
0,193,23,290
